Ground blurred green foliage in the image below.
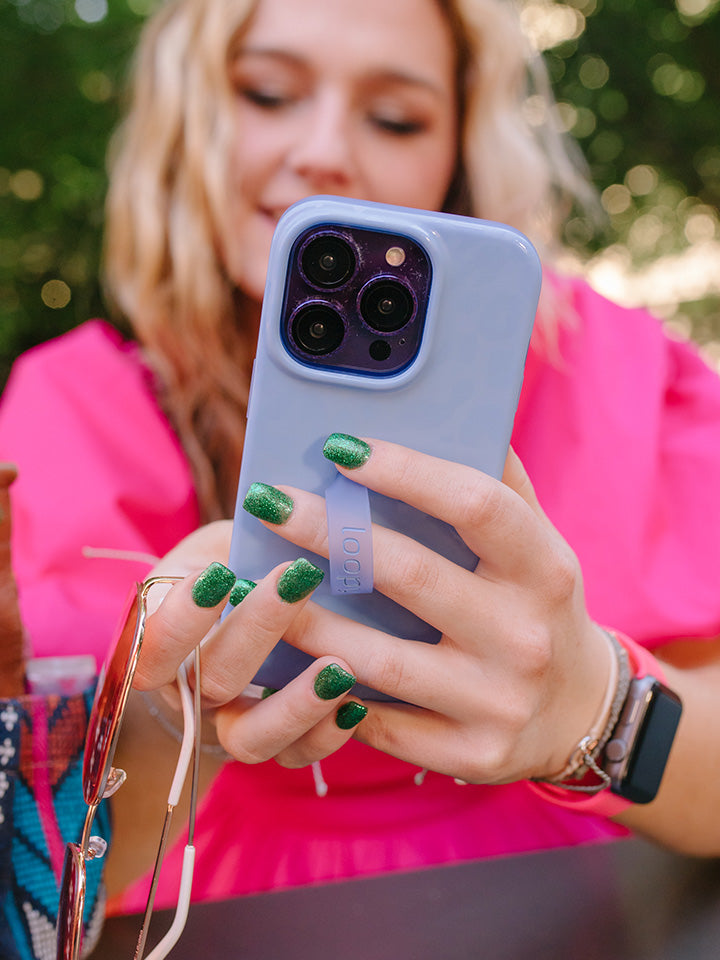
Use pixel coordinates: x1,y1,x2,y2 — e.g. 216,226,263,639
542,0,720,355
1,0,718,386
0,0,147,385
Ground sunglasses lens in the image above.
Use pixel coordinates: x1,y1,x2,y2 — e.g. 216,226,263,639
57,843,86,960
83,588,143,804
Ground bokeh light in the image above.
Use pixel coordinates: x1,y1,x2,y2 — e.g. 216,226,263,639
530,0,720,371
75,0,108,24
10,170,44,202
521,1,586,50
41,279,72,309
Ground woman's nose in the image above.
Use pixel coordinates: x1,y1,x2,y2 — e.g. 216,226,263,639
287,91,357,190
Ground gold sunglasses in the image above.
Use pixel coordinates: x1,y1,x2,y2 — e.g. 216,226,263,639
57,577,202,960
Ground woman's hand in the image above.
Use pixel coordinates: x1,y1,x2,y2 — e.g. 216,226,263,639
132,436,611,784
132,521,369,768
239,436,612,784
111,522,370,895
120,438,720,859
103,438,616,895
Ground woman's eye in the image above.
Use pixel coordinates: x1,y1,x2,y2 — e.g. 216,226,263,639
371,115,426,136
239,87,292,109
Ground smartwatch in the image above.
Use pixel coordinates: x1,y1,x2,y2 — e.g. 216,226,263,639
603,675,682,804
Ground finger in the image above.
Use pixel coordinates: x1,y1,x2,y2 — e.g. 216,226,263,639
351,702,459,777
241,482,527,643
196,557,324,706
134,562,238,689
283,601,498,716
272,697,369,768
353,701,526,784
214,656,364,764
316,436,549,575
501,447,550,525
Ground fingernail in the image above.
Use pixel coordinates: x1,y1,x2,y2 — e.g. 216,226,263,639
228,578,256,606
243,482,294,524
335,701,368,729
276,557,324,603
322,433,371,469
314,663,356,700
192,562,236,607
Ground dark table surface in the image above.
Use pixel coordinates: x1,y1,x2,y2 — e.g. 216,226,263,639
98,837,720,960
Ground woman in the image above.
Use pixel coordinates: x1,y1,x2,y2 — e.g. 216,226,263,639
2,0,720,923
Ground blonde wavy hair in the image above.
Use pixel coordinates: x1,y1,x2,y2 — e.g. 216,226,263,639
104,0,594,520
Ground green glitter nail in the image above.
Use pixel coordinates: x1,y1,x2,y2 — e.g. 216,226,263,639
335,701,368,729
191,562,236,608
243,482,294,525
314,663,356,700
228,578,256,606
276,557,324,603
322,433,371,469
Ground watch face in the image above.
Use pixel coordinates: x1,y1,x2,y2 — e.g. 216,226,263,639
614,680,682,804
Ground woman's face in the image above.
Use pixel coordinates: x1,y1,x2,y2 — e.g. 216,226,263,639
224,0,459,302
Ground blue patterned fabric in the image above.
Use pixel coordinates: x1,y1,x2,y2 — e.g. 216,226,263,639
0,687,110,960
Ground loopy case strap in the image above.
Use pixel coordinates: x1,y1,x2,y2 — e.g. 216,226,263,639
325,473,374,596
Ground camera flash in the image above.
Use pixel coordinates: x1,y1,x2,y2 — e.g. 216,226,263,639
385,246,405,267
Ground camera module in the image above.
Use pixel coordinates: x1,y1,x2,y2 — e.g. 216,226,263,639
283,222,430,374
301,234,355,288
360,279,414,333
291,303,345,355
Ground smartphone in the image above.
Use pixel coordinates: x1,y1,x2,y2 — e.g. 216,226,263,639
228,196,541,700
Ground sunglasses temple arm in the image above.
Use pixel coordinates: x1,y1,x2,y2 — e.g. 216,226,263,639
188,648,202,845
134,656,199,960
166,658,197,808
141,844,196,960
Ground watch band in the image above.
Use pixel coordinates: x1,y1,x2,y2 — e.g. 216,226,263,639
612,629,668,683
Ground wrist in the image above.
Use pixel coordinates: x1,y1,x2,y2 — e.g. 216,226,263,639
528,629,681,815
543,628,630,785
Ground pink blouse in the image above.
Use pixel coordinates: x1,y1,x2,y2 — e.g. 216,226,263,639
2,276,719,911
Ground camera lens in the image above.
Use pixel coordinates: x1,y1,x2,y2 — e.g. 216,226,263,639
301,234,355,288
360,279,414,333
291,303,345,355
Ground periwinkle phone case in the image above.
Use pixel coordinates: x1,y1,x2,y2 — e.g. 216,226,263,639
228,196,541,699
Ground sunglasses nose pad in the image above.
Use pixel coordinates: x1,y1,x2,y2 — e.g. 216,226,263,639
87,836,108,860
102,766,127,799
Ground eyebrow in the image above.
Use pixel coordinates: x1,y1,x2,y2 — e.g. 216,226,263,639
233,46,448,99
